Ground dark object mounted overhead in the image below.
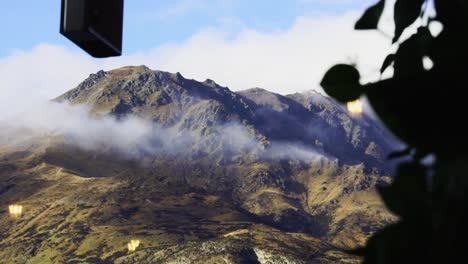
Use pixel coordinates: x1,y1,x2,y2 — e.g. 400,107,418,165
60,0,124,58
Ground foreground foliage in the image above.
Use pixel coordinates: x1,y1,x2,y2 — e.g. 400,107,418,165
321,0,468,263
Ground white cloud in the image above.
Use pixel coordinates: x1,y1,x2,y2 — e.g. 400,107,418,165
149,12,390,92
0,45,100,118
0,100,325,162
0,8,406,161
0,11,393,119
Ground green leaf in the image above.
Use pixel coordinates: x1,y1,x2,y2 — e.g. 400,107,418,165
380,54,396,74
393,0,426,43
355,0,385,30
320,64,364,103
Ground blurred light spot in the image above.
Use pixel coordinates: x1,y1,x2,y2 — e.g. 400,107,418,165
9,205,23,218
423,56,434,70
429,21,444,37
128,240,140,252
347,99,363,115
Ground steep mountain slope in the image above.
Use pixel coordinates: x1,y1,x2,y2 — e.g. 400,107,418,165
55,66,394,170
0,66,397,263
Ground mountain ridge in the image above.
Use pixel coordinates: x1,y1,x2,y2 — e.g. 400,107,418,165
56,66,395,171
0,65,397,263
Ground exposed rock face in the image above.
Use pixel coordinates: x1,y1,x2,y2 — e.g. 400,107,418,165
0,66,397,263
115,226,358,264
56,66,394,171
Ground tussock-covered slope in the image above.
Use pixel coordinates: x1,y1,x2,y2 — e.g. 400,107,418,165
0,66,397,263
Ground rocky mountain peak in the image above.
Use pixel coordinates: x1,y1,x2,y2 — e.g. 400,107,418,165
53,66,396,172
0,66,398,263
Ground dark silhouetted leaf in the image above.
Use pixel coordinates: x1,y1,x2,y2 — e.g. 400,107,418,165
320,64,364,103
380,53,396,73
393,0,426,43
365,222,431,263
434,0,468,27
394,27,432,78
378,185,405,216
345,247,368,256
327,1,468,263
378,162,429,217
365,79,412,145
355,0,385,30
429,27,468,72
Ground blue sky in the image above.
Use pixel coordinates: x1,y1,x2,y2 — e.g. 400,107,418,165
0,0,375,57
0,0,391,117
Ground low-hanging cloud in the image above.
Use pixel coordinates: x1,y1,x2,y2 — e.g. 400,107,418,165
0,102,153,152
0,8,402,161
0,101,324,162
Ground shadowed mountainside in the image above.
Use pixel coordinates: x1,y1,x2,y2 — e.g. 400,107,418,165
0,66,397,263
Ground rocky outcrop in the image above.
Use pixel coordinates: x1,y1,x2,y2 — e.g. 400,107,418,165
0,66,398,263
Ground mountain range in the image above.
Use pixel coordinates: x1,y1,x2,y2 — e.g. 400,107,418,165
0,66,397,263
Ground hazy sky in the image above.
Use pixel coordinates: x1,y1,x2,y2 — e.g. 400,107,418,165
0,0,396,113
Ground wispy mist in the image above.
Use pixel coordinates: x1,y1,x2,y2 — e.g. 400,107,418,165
0,101,323,162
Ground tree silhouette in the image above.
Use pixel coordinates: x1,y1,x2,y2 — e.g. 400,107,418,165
321,0,468,263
